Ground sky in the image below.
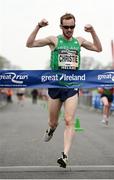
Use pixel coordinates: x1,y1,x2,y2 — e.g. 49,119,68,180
0,0,114,70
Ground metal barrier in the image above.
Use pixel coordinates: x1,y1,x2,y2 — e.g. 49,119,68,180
79,93,92,107
0,93,7,107
79,93,114,111
92,94,114,111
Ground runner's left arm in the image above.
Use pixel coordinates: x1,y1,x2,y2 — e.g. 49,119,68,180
77,24,102,52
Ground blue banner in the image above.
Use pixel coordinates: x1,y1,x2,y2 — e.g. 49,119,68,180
0,70,114,88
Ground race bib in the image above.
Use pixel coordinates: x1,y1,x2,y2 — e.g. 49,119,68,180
58,49,79,69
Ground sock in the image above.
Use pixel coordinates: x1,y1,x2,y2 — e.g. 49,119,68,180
48,128,55,136
62,152,68,158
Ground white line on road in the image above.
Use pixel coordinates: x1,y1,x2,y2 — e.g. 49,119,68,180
0,165,114,172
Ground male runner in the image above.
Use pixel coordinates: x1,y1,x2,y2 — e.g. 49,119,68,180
26,13,102,168
98,87,114,125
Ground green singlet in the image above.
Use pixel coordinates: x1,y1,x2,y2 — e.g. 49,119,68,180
104,88,113,95
50,35,81,70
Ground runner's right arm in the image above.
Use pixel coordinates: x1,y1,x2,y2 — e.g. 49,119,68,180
26,19,55,48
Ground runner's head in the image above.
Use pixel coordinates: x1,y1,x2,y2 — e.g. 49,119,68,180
60,13,76,40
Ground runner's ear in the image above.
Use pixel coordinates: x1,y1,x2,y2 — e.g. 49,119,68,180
60,24,62,29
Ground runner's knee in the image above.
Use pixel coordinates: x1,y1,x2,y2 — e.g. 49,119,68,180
65,116,74,127
104,103,110,108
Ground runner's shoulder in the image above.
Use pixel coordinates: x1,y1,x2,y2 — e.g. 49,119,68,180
48,36,58,49
76,36,86,45
47,36,57,44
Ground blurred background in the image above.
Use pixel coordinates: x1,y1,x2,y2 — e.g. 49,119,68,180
0,0,114,110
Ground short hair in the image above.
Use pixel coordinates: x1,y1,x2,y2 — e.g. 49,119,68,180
60,13,76,25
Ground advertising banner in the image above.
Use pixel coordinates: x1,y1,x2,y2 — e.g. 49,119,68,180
0,70,114,88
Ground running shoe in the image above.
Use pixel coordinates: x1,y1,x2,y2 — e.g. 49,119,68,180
101,119,109,126
57,152,68,168
44,128,55,142
101,119,106,124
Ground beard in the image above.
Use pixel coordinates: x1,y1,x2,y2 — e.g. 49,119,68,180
63,31,73,40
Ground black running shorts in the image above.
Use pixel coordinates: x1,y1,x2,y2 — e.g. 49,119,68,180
48,88,79,102
101,94,113,103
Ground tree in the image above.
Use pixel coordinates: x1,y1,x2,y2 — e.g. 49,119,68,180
0,55,10,69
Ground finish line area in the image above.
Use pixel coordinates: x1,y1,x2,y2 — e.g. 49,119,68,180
1,166,114,179
0,165,114,172
0,70,114,88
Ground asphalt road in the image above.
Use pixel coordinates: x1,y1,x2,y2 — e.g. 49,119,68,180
0,97,114,179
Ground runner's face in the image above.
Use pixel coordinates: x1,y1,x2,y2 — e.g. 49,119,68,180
61,19,75,40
